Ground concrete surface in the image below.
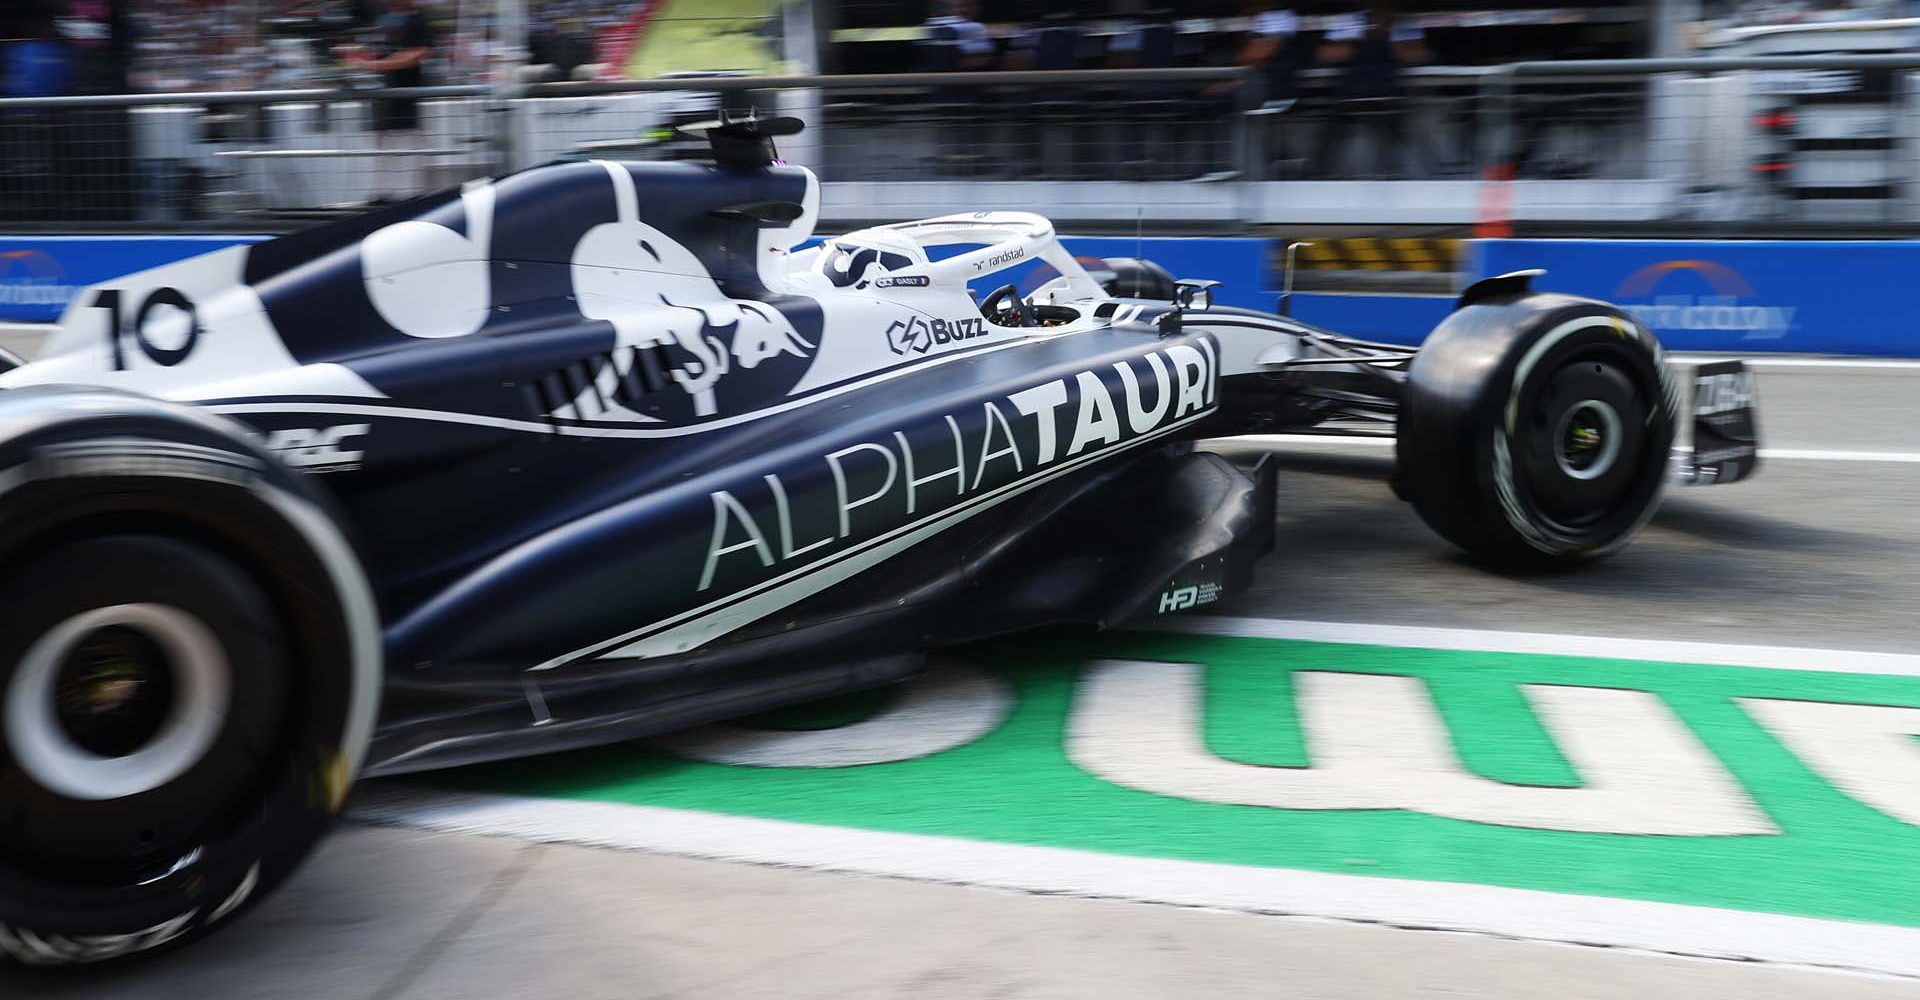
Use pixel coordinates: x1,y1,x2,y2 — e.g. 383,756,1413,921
0,323,49,362
7,825,1917,1000
2,357,1916,998
1207,447,1920,653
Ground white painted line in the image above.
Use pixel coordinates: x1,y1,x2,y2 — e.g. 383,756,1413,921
1763,448,1920,463
353,788,1920,981
1220,435,1920,465
1224,434,1393,448
1154,617,1920,678
1673,356,1920,371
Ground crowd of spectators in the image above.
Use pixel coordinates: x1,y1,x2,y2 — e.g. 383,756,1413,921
6,2,1699,98
2,0,133,96
2,0,637,96
837,1,1652,75
1702,0,1915,28
908,2,1435,113
1684,0,1920,52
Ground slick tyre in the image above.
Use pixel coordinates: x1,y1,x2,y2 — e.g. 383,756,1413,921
0,392,379,967
1395,294,1677,569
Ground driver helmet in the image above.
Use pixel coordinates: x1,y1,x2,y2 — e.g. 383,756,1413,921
818,231,926,290
1098,257,1177,301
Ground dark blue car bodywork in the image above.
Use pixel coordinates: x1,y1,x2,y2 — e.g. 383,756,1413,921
0,152,1283,775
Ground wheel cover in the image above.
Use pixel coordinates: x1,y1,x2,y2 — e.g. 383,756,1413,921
1553,399,1624,482
1513,354,1653,531
5,604,230,802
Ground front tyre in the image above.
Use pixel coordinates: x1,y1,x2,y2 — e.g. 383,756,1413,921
1395,295,1677,568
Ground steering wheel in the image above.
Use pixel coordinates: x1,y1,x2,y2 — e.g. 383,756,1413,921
980,283,1035,328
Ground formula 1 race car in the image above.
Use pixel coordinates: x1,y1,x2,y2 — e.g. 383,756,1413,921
0,117,1759,964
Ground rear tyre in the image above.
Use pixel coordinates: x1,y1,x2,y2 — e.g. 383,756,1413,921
1395,294,1677,568
0,531,359,965
0,391,378,966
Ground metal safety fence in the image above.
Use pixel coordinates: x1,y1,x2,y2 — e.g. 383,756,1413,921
1482,54,1920,231
5,56,1920,234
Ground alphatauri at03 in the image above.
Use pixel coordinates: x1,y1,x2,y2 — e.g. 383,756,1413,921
0,118,1759,964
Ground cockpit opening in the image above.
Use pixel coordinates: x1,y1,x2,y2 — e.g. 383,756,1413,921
979,284,1080,328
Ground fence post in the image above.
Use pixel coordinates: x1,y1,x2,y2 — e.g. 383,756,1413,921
1903,70,1920,224
487,80,522,176
1474,65,1516,238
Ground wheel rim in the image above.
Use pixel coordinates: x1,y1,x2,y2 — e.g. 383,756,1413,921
1552,399,1623,481
1519,357,1652,530
5,604,230,802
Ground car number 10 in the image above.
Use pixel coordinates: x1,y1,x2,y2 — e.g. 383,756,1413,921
89,287,201,370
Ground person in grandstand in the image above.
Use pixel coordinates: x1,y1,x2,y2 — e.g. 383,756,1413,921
1,1,71,99
362,0,436,201
56,0,131,95
1312,2,1428,177
924,0,997,71
1236,2,1303,109
1317,3,1428,101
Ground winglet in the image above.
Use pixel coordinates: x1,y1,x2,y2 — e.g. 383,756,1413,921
678,113,806,169
1455,268,1545,310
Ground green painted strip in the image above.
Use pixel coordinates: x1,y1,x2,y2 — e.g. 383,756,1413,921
437,631,1920,929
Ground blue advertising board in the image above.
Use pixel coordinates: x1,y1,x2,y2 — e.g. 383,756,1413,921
1039,237,1272,312
0,236,266,323
1286,292,1453,346
1472,239,1920,356
2,234,1269,325
19,233,1912,356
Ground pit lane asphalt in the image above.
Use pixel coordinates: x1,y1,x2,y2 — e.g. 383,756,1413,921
6,358,1918,1000
1215,358,1920,653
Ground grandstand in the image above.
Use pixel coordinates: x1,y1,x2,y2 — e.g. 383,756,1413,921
827,2,1653,74
112,0,788,89
7,1,1920,243
33,1,1920,94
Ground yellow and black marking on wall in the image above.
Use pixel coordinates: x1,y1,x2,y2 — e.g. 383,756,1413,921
1289,238,1462,272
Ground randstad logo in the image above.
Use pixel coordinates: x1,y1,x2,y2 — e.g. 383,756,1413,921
1613,259,1794,340
0,249,80,308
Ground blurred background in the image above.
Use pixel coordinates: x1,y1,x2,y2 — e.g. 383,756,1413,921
5,0,1920,337
10,7,1920,997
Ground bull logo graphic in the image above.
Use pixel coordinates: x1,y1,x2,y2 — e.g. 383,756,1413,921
335,160,822,425
570,162,815,419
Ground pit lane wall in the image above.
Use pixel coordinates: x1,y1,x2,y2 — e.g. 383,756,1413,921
0,235,1268,325
1472,239,1920,356
3,234,1916,356
1299,239,1920,357
0,236,269,323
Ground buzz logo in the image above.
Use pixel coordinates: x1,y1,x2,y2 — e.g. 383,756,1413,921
1158,582,1222,614
262,424,370,473
885,316,989,356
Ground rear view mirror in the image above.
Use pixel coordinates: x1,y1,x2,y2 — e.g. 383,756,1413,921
710,201,807,223
1174,279,1221,312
